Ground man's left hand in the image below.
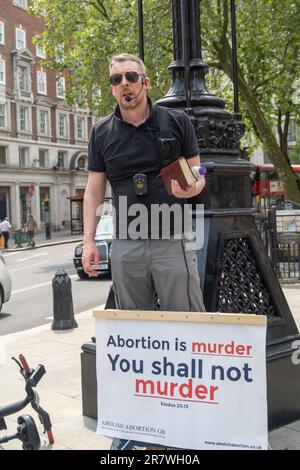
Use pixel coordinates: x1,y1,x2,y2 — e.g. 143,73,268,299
171,178,205,198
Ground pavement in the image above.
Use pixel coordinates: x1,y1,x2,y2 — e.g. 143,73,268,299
2,228,83,253
0,232,300,450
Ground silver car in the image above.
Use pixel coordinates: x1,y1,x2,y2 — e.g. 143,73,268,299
0,253,12,312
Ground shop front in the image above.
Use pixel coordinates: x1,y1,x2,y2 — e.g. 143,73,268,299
0,186,10,220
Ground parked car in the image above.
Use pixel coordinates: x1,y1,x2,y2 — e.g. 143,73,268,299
0,253,12,312
73,215,113,279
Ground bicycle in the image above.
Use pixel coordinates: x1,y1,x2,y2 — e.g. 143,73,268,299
0,354,54,450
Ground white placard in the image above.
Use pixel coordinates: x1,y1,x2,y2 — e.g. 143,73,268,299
95,312,268,450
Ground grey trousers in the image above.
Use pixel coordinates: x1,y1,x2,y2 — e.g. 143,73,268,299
111,239,205,312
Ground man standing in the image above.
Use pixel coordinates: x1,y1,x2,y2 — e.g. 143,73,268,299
83,52,206,450
83,53,205,311
0,217,12,249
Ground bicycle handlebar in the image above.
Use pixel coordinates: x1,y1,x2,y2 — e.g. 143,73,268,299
19,354,30,374
0,354,54,445
0,397,30,419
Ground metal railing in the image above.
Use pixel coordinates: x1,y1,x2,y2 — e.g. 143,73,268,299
254,204,300,281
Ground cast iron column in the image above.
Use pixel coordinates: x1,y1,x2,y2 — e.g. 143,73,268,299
156,0,300,429
138,0,144,61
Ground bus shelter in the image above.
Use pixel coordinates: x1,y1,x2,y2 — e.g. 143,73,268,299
67,196,84,235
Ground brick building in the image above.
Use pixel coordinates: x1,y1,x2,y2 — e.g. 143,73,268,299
0,0,93,231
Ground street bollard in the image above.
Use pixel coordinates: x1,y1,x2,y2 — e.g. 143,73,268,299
51,268,78,330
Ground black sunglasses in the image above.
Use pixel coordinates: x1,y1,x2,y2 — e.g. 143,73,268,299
110,71,145,86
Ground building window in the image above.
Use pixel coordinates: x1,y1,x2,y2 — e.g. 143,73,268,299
39,110,48,134
39,149,48,168
36,44,45,59
13,0,28,9
16,28,26,50
77,156,87,170
0,103,6,128
0,146,6,164
58,113,66,137
56,76,65,98
92,87,101,104
0,22,4,45
18,66,29,91
19,147,28,167
55,44,65,65
37,71,47,94
19,106,29,132
57,150,67,169
0,59,5,84
77,117,85,139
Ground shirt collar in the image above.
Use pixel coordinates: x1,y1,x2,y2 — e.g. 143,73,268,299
113,96,155,122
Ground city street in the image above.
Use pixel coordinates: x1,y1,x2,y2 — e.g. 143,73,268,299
0,243,111,335
0,0,299,455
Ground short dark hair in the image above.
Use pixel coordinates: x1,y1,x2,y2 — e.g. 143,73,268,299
109,53,146,74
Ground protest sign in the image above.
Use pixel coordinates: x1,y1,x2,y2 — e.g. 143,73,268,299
94,310,268,450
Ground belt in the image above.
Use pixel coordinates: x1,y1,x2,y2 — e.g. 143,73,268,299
110,170,161,183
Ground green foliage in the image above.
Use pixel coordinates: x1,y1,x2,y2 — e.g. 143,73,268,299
30,0,173,116
201,0,300,132
30,0,300,132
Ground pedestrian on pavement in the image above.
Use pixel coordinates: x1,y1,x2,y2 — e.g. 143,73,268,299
0,217,12,249
82,53,206,450
26,215,37,247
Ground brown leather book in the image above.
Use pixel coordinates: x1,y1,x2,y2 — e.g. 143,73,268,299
159,157,197,195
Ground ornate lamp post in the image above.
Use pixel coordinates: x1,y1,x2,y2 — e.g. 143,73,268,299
157,0,300,430
230,0,240,116
157,0,244,152
138,0,144,61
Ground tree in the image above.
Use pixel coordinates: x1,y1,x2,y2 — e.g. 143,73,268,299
30,0,172,115
201,0,300,201
30,0,300,201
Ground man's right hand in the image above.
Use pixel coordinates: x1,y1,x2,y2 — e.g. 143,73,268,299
82,242,100,277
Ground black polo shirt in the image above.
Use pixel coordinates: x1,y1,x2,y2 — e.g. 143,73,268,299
88,98,199,238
